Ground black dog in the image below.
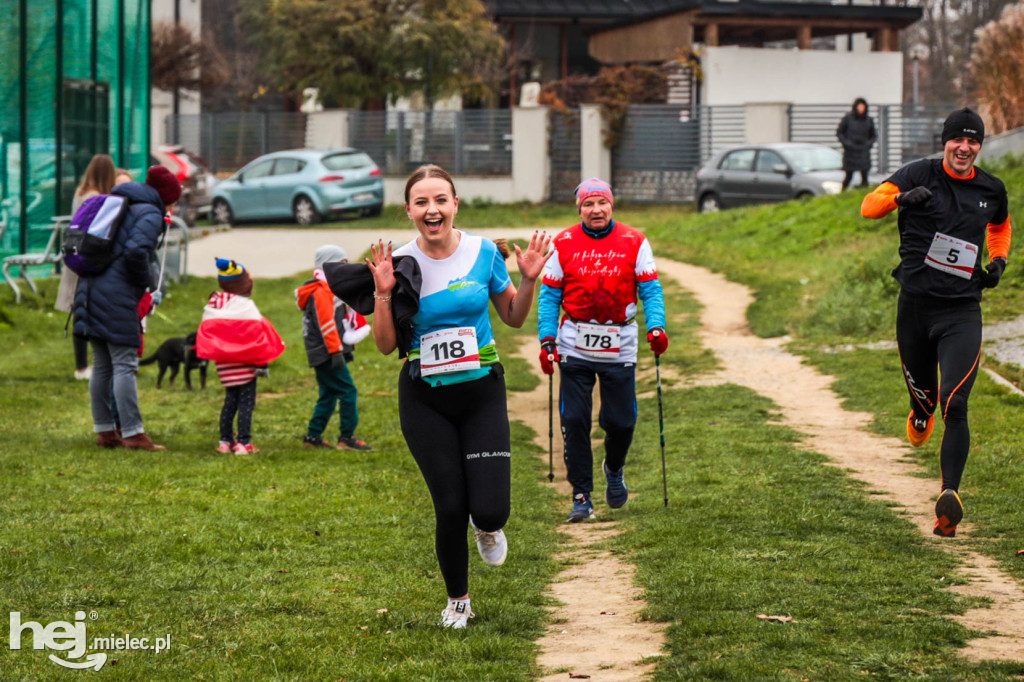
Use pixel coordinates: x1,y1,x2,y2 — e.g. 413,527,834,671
139,332,208,390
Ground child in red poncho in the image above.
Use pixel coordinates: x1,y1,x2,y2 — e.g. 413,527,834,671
197,258,285,454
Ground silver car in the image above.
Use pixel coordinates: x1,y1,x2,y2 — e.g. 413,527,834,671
694,143,884,213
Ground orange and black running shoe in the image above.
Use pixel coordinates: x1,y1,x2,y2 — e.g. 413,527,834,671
933,489,964,537
907,411,934,447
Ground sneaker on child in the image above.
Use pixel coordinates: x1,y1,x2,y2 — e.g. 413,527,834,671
338,436,372,451
233,442,259,455
303,435,336,449
216,441,234,454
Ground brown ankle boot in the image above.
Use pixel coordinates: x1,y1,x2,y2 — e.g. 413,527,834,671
121,432,166,451
96,431,123,448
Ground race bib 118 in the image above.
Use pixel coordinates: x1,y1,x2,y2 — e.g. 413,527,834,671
420,327,481,377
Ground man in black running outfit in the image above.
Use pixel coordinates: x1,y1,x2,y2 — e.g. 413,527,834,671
861,107,1012,537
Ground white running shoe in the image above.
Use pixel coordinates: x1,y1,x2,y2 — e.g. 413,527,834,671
470,518,508,567
440,598,474,629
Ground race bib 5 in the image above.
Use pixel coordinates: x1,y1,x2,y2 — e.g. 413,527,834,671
924,232,978,280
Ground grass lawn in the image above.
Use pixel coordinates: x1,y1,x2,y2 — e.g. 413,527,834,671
3,163,1024,680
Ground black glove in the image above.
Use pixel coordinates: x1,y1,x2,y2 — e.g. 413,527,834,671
330,352,346,370
895,186,932,207
343,351,354,364
255,366,270,378
980,257,1006,289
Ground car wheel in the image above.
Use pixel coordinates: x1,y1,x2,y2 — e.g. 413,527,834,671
796,191,814,201
698,193,721,214
293,195,321,226
366,203,383,218
212,198,233,226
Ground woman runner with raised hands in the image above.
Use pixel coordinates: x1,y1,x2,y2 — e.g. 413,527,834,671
366,165,552,628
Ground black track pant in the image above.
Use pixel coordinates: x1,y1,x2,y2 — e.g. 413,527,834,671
559,356,637,498
843,169,869,189
399,363,511,599
897,292,981,492
220,380,257,445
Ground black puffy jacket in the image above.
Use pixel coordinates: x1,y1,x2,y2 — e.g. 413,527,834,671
72,183,166,347
836,99,878,172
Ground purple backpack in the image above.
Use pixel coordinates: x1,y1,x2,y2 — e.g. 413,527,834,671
62,194,130,276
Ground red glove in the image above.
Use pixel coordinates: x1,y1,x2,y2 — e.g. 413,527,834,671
539,338,559,375
647,327,669,356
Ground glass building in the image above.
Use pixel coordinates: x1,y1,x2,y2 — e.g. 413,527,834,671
0,0,150,258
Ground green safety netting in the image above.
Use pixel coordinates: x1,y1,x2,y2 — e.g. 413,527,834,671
0,0,149,259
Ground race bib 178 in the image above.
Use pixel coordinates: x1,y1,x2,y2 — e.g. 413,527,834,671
574,322,622,359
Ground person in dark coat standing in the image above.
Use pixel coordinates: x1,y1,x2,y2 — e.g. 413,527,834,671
836,97,878,190
72,166,181,451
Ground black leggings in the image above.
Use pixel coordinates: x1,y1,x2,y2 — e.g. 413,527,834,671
398,363,511,598
897,293,981,492
220,380,257,445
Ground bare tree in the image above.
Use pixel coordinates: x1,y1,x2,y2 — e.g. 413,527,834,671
970,2,1024,134
151,22,229,95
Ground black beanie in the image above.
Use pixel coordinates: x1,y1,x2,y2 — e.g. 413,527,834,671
941,108,985,145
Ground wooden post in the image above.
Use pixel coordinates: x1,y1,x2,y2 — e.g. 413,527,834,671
797,25,812,50
705,23,719,47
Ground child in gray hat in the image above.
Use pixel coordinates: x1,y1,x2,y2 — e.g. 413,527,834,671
295,245,372,450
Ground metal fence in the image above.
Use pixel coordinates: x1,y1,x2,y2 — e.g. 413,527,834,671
166,112,308,174
612,105,702,203
165,103,961,203
549,109,582,202
347,109,512,176
613,103,959,203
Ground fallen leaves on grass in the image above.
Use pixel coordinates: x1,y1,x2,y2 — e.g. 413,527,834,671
757,614,796,623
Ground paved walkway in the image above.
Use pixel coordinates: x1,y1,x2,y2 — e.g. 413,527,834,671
187,227,546,278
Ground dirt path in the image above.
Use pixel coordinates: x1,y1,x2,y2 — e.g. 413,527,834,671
658,259,1024,662
508,342,666,681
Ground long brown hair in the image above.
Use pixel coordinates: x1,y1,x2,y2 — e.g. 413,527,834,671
404,164,457,204
76,154,116,196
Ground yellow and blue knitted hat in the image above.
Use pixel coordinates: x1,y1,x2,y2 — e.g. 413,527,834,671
215,257,252,295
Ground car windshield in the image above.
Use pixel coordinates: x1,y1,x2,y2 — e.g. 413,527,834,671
784,147,843,173
322,152,375,171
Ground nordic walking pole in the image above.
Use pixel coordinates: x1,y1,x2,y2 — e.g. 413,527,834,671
548,371,555,482
655,352,668,507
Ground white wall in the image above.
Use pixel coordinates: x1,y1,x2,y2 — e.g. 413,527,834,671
151,0,203,146
702,46,903,106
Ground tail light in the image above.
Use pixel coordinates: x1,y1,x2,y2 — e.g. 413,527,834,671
319,175,345,183
369,168,381,177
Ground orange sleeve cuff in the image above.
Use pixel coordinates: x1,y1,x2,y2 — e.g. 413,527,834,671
987,216,1012,261
860,182,900,219
315,290,343,354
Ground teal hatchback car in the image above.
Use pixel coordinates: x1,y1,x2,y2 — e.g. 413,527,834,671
211,148,384,226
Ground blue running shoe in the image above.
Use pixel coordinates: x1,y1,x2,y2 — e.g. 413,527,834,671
603,459,629,509
566,494,594,523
